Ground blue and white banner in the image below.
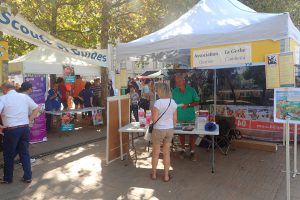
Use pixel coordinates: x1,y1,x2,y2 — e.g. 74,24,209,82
0,9,108,67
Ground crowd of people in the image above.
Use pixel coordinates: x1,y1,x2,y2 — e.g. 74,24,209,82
0,75,112,184
45,75,107,130
127,74,200,182
0,73,199,184
129,74,200,182
127,77,156,122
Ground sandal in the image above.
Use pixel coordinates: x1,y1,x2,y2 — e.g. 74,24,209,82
150,173,157,180
163,174,172,182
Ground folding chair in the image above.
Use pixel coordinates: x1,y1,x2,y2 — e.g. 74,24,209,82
204,116,241,155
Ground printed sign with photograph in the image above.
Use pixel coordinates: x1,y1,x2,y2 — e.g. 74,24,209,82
63,64,75,83
92,109,103,125
274,88,300,124
60,113,75,131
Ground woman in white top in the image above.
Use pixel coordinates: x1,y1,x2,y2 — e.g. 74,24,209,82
151,82,177,182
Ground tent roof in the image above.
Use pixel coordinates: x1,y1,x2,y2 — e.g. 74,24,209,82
116,0,300,61
138,70,162,79
10,47,96,67
140,71,159,77
9,47,101,75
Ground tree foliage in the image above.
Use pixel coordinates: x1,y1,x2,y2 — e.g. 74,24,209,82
2,0,300,58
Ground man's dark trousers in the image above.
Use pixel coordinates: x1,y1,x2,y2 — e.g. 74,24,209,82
3,127,31,183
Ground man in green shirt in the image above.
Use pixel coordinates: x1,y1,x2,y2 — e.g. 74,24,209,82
172,74,199,160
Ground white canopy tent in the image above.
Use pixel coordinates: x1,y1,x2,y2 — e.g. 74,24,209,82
116,0,300,61
9,47,101,76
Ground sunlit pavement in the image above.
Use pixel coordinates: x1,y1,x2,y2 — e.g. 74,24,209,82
1,138,300,200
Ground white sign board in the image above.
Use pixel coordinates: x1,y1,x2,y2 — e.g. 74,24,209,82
192,44,252,68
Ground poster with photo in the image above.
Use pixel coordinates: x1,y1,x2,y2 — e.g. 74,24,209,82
92,109,103,125
24,74,47,143
60,113,75,131
274,88,300,124
63,64,75,83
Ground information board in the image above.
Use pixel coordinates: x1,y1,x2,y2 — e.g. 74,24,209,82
274,88,300,124
279,52,295,87
265,54,280,89
266,52,295,89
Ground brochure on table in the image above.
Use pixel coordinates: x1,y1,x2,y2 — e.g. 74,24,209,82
274,88,300,124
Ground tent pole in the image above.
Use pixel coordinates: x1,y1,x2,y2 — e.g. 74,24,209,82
214,69,217,118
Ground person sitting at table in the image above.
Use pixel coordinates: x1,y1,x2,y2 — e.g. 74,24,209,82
172,73,199,161
45,82,61,132
151,82,177,182
78,82,93,124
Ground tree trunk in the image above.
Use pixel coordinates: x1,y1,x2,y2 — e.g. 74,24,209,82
100,0,110,49
99,0,111,126
51,0,58,36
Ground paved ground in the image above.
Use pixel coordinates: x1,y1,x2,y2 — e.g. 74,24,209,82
0,124,106,165
1,135,300,200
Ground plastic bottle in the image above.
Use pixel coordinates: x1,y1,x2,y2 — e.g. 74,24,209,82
138,109,145,127
145,110,152,125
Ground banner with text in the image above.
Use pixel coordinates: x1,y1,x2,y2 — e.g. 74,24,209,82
216,104,300,133
25,74,47,144
0,9,108,67
192,44,252,68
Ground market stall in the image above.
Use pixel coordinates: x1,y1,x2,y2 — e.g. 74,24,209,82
116,1,300,198
8,47,103,143
116,0,300,142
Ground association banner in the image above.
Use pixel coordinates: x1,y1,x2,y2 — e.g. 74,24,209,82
192,44,252,68
216,104,300,133
0,8,108,67
24,74,47,143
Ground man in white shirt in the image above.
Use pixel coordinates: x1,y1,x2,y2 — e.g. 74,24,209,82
0,82,39,184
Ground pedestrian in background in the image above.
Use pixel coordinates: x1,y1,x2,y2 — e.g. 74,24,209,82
79,82,93,123
129,85,139,122
45,82,61,131
57,77,68,110
72,75,85,110
92,77,101,107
